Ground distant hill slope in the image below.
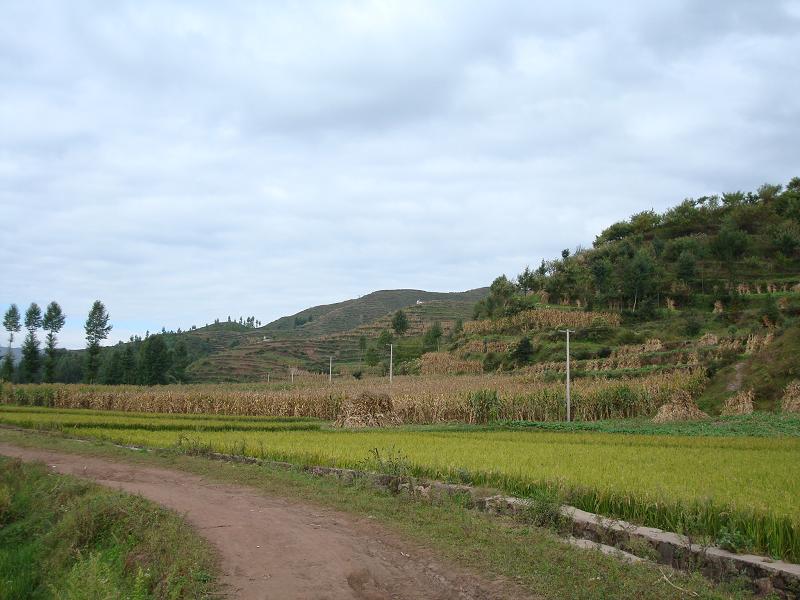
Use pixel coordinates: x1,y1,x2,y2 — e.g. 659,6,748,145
458,177,800,411
185,298,481,381
260,288,488,338
165,288,487,381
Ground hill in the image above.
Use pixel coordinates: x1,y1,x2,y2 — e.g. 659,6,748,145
453,177,800,411
258,288,488,338
181,291,484,381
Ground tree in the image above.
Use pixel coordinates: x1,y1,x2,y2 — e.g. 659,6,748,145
376,329,393,348
422,321,443,352
358,335,367,364
2,304,21,380
711,221,748,282
473,275,517,318
171,340,189,383
623,251,656,311
139,335,172,385
84,300,112,383
772,223,800,257
102,348,125,384
516,265,537,294
510,336,533,366
391,310,409,335
42,301,66,382
19,303,43,382
676,251,697,285
364,346,380,367
121,344,138,384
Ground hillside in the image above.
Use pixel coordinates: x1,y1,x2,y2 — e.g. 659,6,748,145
67,288,488,383
184,297,480,381
450,177,800,411
259,288,488,338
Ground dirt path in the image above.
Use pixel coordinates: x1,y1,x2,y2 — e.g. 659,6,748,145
0,444,529,600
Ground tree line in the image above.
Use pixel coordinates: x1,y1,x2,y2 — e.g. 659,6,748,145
1,300,189,386
2,300,111,384
475,177,800,320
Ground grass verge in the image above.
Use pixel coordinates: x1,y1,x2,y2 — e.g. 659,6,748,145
0,427,765,600
0,455,216,599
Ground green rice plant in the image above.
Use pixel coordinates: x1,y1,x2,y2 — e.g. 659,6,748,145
18,419,797,562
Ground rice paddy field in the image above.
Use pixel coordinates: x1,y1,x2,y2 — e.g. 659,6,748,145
1,403,799,563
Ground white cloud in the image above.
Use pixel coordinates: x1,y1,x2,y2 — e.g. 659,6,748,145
1,0,798,348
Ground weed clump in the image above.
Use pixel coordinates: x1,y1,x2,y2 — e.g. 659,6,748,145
522,488,566,530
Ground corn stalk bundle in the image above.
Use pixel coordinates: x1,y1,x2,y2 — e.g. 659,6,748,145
721,389,755,416
782,380,800,414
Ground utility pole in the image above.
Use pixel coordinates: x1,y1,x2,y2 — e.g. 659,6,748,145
558,329,574,422
388,343,393,385
290,367,294,384
329,356,332,382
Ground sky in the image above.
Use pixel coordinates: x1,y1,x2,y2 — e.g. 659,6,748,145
2,1,799,348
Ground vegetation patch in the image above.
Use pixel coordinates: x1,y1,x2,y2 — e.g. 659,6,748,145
0,457,216,599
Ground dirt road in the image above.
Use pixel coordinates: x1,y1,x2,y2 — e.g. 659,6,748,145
0,444,528,600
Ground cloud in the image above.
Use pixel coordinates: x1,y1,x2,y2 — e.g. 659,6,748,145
1,0,799,347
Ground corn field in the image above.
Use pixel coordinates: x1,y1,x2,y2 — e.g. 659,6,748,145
463,307,621,335
419,352,483,375
0,370,705,424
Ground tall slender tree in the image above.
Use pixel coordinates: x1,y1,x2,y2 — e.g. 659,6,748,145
19,303,43,382
84,300,112,383
42,301,66,382
2,304,21,380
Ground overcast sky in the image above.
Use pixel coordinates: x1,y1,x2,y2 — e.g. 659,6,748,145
2,1,799,348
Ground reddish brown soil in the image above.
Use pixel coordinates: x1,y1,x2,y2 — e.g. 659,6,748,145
0,444,531,600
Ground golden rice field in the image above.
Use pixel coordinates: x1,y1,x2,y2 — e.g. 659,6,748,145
0,370,705,423
1,403,798,562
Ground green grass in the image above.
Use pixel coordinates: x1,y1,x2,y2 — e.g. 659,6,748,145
0,427,759,600
0,457,216,599
6,405,798,562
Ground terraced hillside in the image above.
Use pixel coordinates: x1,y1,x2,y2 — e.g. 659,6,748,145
259,288,487,339
186,299,479,381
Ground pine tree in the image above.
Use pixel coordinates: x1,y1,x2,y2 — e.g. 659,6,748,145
84,300,112,383
121,345,138,384
42,301,66,382
139,335,172,385
2,304,21,380
19,303,43,382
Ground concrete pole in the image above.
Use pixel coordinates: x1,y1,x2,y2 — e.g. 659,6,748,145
329,356,332,382
559,329,574,422
389,344,393,385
